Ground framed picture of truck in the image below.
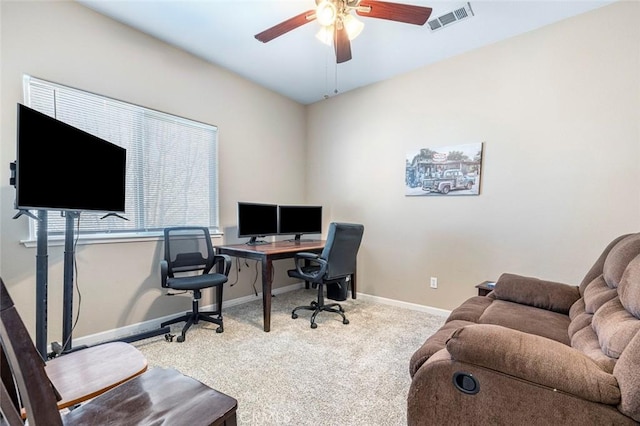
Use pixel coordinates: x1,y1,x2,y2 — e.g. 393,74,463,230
405,142,483,196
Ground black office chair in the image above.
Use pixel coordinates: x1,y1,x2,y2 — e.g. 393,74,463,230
160,227,231,342
287,222,364,329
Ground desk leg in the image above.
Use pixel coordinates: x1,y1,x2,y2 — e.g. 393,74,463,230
351,272,356,299
351,270,357,299
262,259,272,332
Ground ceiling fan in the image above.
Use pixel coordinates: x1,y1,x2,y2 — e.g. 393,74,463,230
254,0,433,64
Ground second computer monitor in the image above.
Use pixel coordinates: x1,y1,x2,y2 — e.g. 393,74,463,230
278,205,322,241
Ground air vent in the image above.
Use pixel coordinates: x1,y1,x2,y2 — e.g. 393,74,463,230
428,2,474,32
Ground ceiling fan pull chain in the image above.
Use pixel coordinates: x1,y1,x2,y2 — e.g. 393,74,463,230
324,47,331,99
334,60,339,95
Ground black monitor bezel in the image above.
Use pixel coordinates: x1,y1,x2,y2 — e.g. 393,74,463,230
277,205,323,238
237,202,279,241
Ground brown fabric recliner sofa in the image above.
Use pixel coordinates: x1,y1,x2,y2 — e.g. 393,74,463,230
408,233,640,425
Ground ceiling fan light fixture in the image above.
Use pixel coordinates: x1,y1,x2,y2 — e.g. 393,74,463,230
316,1,338,26
315,25,334,45
342,14,364,41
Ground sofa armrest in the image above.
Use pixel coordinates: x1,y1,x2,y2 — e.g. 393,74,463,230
493,273,580,314
446,324,620,404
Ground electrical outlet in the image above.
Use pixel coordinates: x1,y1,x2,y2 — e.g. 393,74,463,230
430,277,438,289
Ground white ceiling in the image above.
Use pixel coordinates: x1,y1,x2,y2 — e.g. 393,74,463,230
77,0,616,105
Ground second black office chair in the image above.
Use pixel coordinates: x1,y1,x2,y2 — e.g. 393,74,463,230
288,222,364,329
160,227,231,342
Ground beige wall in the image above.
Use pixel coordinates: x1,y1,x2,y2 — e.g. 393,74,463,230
0,1,307,341
1,1,639,342
307,1,640,310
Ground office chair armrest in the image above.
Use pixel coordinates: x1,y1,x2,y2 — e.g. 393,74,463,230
160,259,169,287
293,252,328,277
295,252,320,261
214,254,232,276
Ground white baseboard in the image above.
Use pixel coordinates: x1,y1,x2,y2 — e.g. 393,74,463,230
355,292,451,318
69,282,447,349
69,282,305,349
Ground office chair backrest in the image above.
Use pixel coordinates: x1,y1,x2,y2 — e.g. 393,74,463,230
0,278,64,425
164,227,215,279
321,222,364,280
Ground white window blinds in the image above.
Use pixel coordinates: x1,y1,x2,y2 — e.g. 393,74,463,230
23,75,219,237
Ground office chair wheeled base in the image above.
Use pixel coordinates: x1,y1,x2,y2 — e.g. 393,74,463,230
292,301,349,329
161,297,224,343
162,311,223,342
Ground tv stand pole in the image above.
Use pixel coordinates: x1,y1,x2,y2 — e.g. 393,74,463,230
61,211,80,352
12,208,48,360
35,210,48,360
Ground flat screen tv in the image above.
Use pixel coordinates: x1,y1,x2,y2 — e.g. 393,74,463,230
15,103,126,213
278,205,322,241
237,202,278,245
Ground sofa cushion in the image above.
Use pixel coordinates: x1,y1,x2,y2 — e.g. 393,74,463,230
583,275,618,314
569,297,586,320
492,273,580,315
618,254,640,319
568,311,593,339
445,296,493,324
571,323,617,373
603,233,640,289
592,298,640,359
479,300,571,345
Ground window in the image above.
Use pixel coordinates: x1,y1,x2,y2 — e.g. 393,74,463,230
22,75,219,239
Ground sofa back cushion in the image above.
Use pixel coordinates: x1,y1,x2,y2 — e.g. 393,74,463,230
582,275,618,314
618,254,640,318
579,233,632,293
592,298,640,358
569,234,640,373
602,234,640,289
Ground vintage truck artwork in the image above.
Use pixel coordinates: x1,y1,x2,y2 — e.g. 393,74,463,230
405,142,483,197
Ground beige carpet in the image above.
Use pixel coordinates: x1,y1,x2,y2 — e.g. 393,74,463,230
133,289,446,425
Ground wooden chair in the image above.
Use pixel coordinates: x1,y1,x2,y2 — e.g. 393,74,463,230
0,277,238,425
0,277,148,416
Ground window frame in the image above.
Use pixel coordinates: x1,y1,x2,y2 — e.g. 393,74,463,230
20,75,221,244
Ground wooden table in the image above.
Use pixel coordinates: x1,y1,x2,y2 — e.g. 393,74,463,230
62,367,238,425
45,341,148,410
475,280,496,296
216,240,356,332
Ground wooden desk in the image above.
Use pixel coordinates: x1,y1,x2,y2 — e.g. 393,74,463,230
216,240,357,332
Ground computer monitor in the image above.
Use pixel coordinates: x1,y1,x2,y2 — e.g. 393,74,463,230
237,202,278,245
15,103,126,213
278,205,322,241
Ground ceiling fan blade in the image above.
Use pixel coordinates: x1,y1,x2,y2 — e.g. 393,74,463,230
356,1,432,25
255,10,316,43
334,25,352,63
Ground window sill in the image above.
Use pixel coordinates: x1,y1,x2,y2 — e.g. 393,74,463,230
21,230,224,248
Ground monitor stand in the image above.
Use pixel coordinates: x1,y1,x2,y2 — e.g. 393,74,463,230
246,236,269,245
287,234,317,243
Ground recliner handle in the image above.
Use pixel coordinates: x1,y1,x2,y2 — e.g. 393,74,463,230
452,371,480,395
